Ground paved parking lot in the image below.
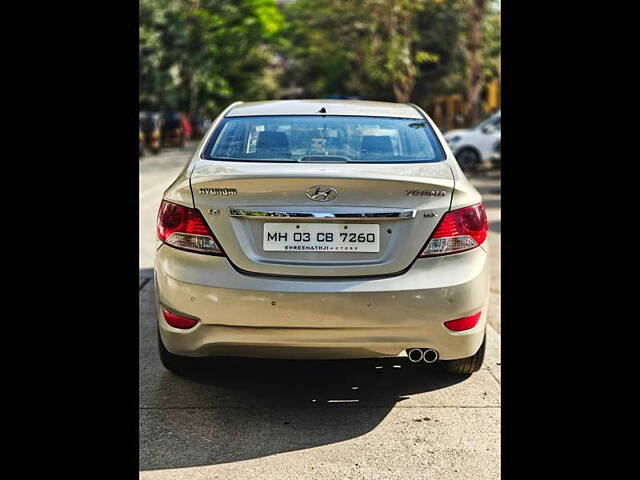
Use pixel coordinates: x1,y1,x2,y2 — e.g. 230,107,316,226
139,145,501,479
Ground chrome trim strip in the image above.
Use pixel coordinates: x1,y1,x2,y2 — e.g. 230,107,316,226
227,208,416,220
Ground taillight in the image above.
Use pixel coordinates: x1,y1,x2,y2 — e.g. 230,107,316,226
157,200,223,255
420,203,487,257
161,308,198,329
444,312,481,331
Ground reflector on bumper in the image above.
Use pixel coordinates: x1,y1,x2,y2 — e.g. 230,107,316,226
161,308,199,329
444,312,481,331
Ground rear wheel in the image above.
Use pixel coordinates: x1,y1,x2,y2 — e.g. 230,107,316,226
456,148,481,170
158,329,201,374
440,333,486,375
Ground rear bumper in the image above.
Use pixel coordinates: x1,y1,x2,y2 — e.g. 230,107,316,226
154,244,489,360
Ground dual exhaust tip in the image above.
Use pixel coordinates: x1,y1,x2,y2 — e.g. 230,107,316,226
407,348,439,364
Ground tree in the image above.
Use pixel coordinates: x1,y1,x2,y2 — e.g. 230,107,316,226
365,0,429,103
281,0,369,98
412,0,468,105
140,0,501,120
139,0,171,110
464,0,487,124
282,0,468,104
139,0,284,116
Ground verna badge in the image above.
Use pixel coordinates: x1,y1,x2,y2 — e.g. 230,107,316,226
405,189,446,197
306,185,338,202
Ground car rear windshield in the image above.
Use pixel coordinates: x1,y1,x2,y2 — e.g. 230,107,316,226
202,115,445,163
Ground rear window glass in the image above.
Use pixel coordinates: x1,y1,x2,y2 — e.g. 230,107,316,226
202,115,445,163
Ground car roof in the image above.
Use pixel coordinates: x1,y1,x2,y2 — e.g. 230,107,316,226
225,100,423,119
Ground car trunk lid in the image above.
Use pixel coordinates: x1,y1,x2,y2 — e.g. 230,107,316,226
190,159,454,277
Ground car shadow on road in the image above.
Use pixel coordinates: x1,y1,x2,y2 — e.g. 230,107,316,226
139,275,471,471
140,355,470,471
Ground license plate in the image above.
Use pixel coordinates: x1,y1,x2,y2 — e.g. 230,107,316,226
263,223,380,252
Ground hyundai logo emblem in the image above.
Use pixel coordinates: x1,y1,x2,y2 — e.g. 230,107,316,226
306,185,338,202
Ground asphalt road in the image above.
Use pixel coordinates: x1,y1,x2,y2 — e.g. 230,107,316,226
139,145,501,479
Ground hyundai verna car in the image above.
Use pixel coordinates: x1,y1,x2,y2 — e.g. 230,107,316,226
155,100,489,375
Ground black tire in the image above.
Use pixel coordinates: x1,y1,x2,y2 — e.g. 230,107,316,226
158,329,201,374
456,148,481,170
440,333,486,375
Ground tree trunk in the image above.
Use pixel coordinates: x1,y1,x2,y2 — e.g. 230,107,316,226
186,0,200,115
392,71,415,103
188,71,198,116
466,0,486,125
380,0,416,104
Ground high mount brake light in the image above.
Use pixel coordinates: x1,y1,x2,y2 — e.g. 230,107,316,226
157,200,223,255
420,203,487,257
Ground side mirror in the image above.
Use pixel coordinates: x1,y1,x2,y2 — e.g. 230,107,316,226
481,125,495,134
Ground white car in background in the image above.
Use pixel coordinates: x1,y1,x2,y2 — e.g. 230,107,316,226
444,111,500,170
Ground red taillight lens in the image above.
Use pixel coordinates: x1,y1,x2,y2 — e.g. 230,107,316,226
420,203,487,256
161,308,198,329
157,200,223,255
444,312,482,331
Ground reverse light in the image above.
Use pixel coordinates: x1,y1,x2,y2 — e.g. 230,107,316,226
157,200,223,255
444,312,481,331
420,203,487,256
161,308,199,329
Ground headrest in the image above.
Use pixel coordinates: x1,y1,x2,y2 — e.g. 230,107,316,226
256,131,289,155
361,136,393,156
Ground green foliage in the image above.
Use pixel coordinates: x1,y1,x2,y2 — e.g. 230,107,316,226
279,0,366,97
482,7,501,81
139,0,500,116
412,0,469,102
139,0,284,116
281,0,479,105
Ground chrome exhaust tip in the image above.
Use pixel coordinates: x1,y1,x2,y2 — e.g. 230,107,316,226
422,348,439,364
407,348,424,363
